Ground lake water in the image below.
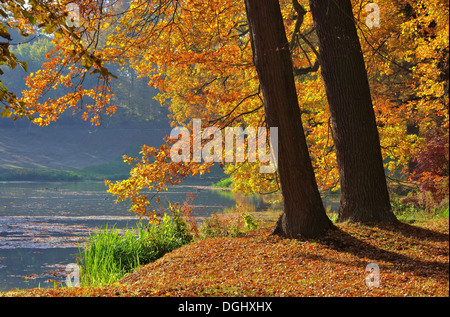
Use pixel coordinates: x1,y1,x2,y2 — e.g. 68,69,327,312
0,180,241,291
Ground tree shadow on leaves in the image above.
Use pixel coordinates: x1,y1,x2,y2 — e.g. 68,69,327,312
373,221,448,242
313,222,449,281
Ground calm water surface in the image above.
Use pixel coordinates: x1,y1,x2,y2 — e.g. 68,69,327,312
0,180,238,291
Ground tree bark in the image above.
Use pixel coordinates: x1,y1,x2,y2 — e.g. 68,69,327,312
308,0,398,223
244,0,334,238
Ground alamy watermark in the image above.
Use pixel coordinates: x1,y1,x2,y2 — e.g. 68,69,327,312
66,3,81,28
365,3,380,28
169,119,278,174
65,263,80,287
65,2,381,29
365,263,380,288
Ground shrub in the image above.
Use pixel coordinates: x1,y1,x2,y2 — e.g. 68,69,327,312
199,212,259,238
410,128,449,205
166,194,200,239
242,212,259,230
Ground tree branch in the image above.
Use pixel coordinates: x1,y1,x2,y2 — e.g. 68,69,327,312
294,59,319,76
289,0,307,51
209,85,261,126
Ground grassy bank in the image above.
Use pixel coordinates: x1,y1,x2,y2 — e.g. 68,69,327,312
77,211,193,287
211,176,233,188
0,167,83,182
0,159,132,182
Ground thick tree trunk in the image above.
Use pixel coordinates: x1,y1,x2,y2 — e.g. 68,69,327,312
244,0,334,238
308,0,398,223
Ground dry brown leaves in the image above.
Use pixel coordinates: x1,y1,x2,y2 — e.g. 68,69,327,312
3,218,448,297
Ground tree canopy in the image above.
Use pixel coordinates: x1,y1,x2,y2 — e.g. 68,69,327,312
1,0,448,224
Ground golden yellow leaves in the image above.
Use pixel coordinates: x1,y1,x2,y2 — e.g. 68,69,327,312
13,0,448,213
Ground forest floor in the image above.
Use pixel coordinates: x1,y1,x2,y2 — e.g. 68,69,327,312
2,213,448,297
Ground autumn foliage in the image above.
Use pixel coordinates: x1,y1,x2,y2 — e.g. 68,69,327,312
1,0,448,299
4,0,449,216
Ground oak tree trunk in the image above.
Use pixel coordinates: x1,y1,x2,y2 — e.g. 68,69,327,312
244,0,334,238
308,0,398,223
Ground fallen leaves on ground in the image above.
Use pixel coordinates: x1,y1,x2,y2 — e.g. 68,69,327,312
3,218,448,297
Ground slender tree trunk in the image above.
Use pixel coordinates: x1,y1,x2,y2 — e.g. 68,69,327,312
244,0,334,238
308,0,398,223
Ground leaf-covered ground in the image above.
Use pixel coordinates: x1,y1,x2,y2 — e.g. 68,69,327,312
2,218,448,297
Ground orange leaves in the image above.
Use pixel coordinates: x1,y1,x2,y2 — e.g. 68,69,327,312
20,47,115,126
350,0,449,192
13,0,448,210
106,139,214,217
104,0,339,207
13,0,119,126
118,219,449,297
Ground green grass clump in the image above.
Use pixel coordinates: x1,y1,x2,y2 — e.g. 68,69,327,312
77,211,193,287
212,177,233,188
